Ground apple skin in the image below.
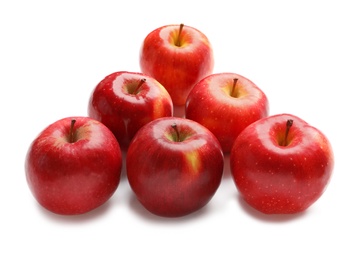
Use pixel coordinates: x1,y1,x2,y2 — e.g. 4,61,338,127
25,117,122,215
230,113,334,214
126,117,224,217
139,24,214,106
185,72,269,153
88,71,173,149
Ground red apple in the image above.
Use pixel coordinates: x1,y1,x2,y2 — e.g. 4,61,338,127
25,117,122,215
185,72,269,153
126,117,224,217
230,113,334,214
139,23,214,106
88,71,173,149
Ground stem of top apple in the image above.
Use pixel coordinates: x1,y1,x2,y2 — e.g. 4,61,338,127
134,78,146,94
171,123,181,142
69,119,76,143
175,24,184,47
231,78,238,97
282,119,293,146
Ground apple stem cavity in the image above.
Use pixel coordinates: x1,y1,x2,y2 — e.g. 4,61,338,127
171,123,181,142
69,119,76,143
133,78,146,94
175,23,184,47
231,78,238,97
282,119,294,146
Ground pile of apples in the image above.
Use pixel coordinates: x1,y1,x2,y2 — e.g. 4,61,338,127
25,24,334,217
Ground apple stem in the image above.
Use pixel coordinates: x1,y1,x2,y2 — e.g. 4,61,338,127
171,123,181,142
69,118,76,143
175,23,184,47
134,78,146,94
282,119,294,146
231,78,238,97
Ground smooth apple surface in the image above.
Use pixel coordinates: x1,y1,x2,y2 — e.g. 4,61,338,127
126,117,224,217
230,113,334,214
185,72,269,153
88,71,173,149
25,117,122,215
140,24,214,106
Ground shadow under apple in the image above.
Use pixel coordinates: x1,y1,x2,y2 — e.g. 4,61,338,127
127,192,212,224
222,154,233,179
35,198,114,224
236,195,309,223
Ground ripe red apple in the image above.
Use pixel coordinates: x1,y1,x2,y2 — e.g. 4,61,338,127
88,71,173,149
185,72,269,153
230,113,334,214
25,117,122,215
126,117,224,217
139,23,214,106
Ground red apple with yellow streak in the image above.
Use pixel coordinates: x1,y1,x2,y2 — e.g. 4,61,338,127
126,117,224,217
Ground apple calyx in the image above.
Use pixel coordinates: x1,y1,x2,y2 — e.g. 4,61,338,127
69,118,76,143
175,23,185,47
280,119,293,146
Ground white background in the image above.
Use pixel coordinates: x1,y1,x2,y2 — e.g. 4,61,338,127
1,0,360,259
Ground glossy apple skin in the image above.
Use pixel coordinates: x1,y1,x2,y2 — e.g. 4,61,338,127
185,72,269,153
25,117,122,215
230,114,334,214
126,117,224,217
140,24,214,106
88,71,173,149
